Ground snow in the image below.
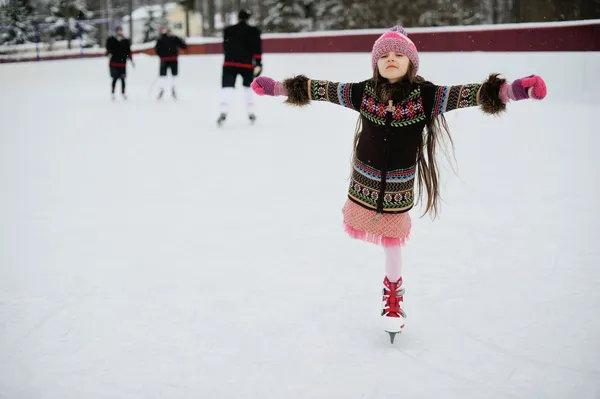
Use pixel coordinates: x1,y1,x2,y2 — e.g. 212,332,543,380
249,19,600,38
1,51,599,399
0,42,158,60
0,40,103,58
123,2,178,22
0,41,41,51
3,19,598,59
176,19,600,42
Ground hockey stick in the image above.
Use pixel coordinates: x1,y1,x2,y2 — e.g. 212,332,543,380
148,77,159,97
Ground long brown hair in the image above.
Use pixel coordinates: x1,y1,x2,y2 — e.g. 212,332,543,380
350,63,455,219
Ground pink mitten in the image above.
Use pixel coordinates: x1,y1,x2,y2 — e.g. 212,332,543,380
521,75,547,100
500,75,547,103
251,76,286,97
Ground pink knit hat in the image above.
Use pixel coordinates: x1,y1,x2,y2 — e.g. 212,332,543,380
371,26,419,74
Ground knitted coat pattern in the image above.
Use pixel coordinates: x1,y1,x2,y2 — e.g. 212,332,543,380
283,74,505,245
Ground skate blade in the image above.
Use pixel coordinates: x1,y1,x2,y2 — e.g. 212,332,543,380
386,330,402,344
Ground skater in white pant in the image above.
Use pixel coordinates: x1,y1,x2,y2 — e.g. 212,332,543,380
250,25,548,343
217,9,262,126
154,26,187,100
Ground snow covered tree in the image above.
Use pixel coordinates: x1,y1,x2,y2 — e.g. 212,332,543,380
143,5,168,43
264,0,441,31
0,0,35,45
314,0,375,30
485,0,515,24
419,0,485,26
511,0,600,22
256,0,598,32
336,0,430,29
260,0,424,32
381,0,427,27
143,8,160,42
263,0,315,32
580,0,600,20
44,0,97,48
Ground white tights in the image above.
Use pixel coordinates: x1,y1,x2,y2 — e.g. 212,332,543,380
158,75,176,91
384,245,403,281
219,87,255,114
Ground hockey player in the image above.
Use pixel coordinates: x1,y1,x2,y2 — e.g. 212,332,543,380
105,26,133,100
154,26,188,100
217,9,263,126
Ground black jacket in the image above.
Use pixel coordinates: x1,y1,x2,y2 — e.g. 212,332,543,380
282,74,505,214
155,34,187,61
223,21,262,69
105,35,131,67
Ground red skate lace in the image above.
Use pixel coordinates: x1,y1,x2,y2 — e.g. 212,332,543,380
384,281,406,318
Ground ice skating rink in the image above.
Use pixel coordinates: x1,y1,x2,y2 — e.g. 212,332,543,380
1,51,599,399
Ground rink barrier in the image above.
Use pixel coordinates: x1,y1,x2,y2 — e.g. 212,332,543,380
1,19,599,63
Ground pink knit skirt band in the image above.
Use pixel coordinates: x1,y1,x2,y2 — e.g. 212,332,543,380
342,199,411,247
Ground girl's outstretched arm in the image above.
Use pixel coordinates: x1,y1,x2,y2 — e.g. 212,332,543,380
251,75,366,112
421,73,547,119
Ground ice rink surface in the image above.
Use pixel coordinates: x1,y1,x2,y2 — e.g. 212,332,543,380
1,51,599,399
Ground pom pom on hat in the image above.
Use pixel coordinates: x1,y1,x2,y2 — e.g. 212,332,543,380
388,25,408,36
371,25,419,74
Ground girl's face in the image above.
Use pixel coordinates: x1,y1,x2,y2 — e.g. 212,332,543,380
377,51,410,83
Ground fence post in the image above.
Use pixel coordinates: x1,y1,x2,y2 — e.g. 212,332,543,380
78,22,83,56
34,24,40,61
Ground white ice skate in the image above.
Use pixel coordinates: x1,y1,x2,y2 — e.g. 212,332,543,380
381,276,406,344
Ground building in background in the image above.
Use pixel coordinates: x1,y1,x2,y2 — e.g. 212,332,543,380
121,2,202,43
166,5,202,39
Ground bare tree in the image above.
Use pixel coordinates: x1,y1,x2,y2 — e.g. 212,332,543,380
181,0,192,37
581,0,600,19
127,0,132,42
207,0,215,35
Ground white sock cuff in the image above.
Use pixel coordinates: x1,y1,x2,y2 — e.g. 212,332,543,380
244,87,255,111
219,87,235,113
158,76,168,89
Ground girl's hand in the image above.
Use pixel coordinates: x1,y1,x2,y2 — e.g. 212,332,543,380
520,75,547,100
500,75,547,103
251,76,286,97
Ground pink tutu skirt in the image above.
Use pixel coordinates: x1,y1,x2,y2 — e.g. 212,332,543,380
342,199,411,247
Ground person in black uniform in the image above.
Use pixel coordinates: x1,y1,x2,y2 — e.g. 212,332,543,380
105,26,133,100
154,26,187,100
217,9,263,126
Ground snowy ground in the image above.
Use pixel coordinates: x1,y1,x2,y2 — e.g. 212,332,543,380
1,52,599,399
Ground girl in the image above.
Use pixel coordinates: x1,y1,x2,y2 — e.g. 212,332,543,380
250,26,547,343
